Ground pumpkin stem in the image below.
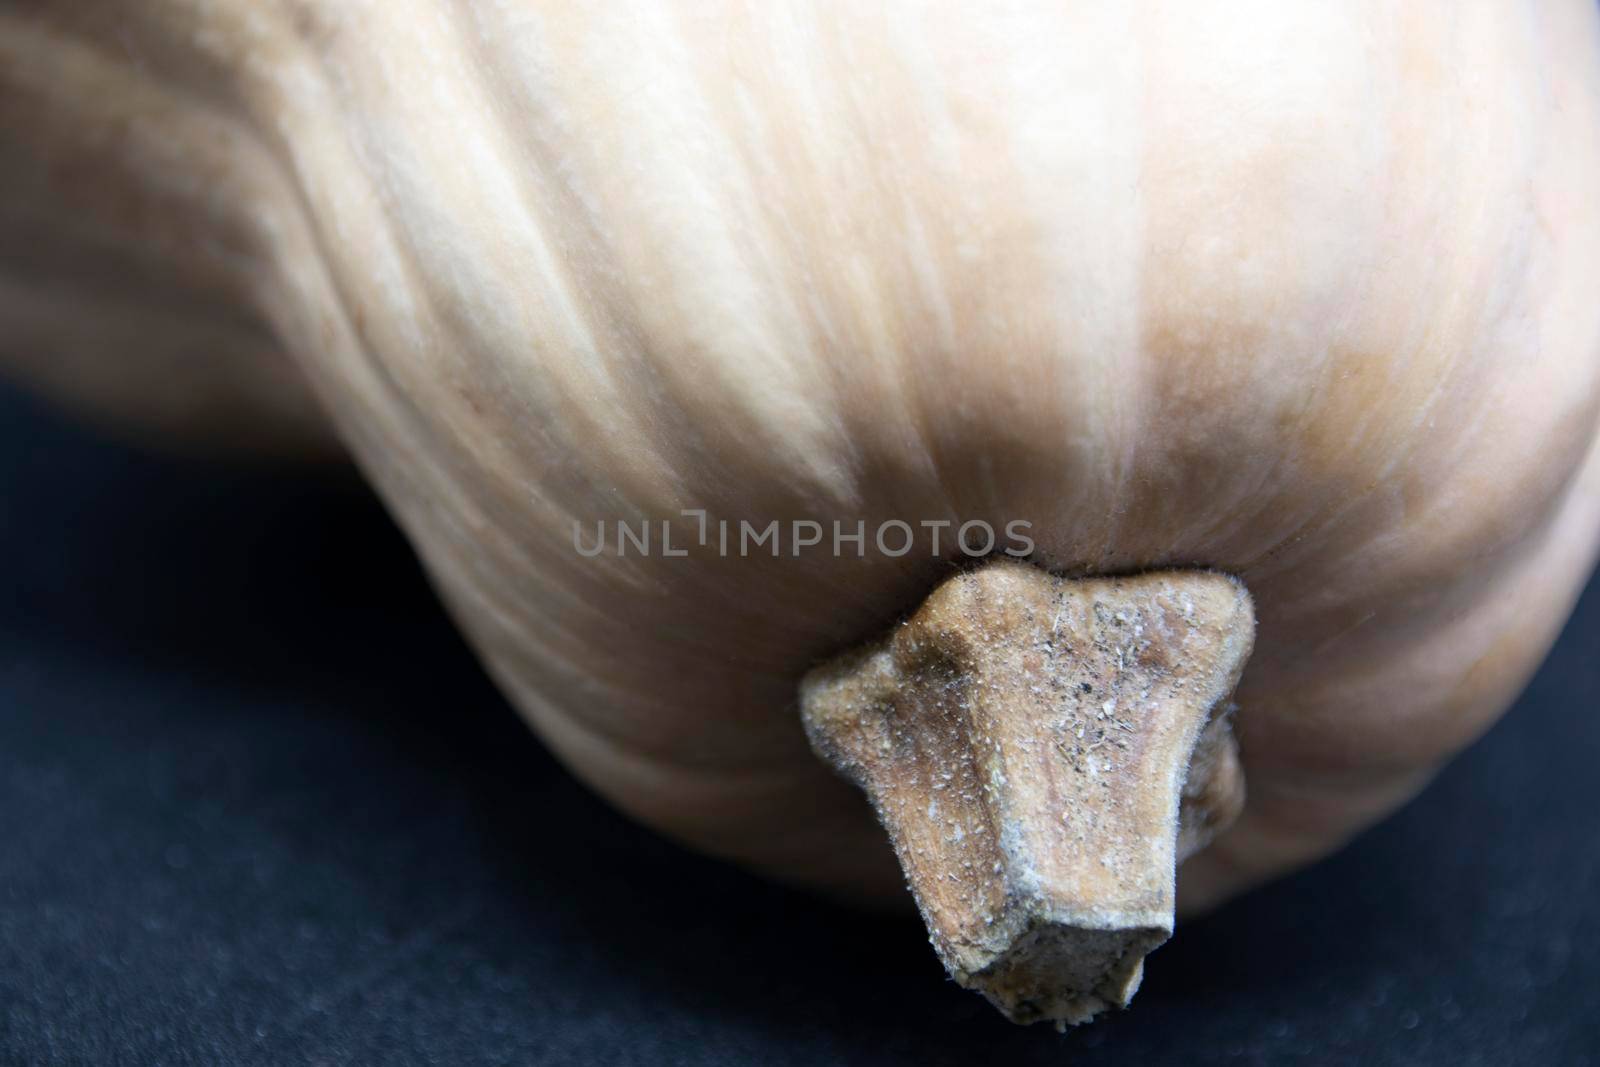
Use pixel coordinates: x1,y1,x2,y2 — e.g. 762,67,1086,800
800,561,1254,1027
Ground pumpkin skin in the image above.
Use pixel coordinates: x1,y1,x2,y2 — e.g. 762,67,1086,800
5,1,1600,919
0,5,335,456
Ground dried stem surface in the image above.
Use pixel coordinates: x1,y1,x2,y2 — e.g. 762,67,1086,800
801,561,1254,1025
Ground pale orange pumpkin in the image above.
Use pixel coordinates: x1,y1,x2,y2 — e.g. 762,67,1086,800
5,0,1599,1023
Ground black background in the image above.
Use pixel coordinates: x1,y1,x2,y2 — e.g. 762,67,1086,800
2,387,1596,1066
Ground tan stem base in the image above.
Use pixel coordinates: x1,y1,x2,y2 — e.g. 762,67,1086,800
800,561,1254,1026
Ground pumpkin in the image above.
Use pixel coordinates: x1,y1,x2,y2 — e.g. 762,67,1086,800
6,0,1600,1024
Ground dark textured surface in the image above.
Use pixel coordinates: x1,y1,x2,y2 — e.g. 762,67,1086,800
1,386,1597,1067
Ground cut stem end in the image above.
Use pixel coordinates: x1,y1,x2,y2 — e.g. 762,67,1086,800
801,561,1255,1026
